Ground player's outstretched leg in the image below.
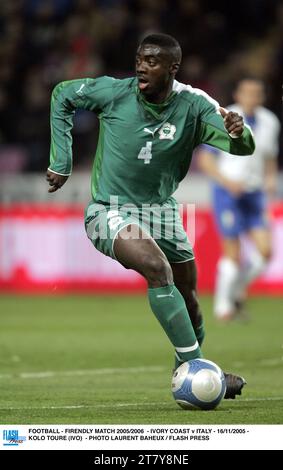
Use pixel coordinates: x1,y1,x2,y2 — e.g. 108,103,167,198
233,228,271,317
170,260,205,368
114,224,202,364
214,257,240,321
171,259,246,399
171,260,205,346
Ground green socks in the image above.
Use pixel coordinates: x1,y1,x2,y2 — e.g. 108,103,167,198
148,284,202,367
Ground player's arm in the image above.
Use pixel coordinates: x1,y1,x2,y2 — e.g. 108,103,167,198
263,117,280,197
264,158,278,196
196,96,255,155
197,146,245,196
46,77,114,193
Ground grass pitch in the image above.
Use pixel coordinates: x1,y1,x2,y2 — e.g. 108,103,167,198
0,294,282,424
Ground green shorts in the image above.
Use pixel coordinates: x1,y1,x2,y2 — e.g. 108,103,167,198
84,197,194,263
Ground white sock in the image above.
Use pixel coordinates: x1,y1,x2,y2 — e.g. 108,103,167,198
214,257,240,318
233,250,267,301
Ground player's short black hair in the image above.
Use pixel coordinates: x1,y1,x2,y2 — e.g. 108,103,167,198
140,33,182,63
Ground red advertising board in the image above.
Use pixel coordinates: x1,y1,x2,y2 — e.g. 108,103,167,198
0,204,282,295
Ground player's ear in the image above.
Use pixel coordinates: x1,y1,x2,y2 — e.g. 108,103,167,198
170,63,180,75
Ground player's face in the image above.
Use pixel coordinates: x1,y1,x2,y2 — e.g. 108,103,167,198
234,80,265,113
135,45,176,102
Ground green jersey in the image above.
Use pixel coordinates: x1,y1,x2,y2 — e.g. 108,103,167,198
49,76,255,206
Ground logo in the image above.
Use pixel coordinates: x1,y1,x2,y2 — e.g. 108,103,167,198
144,127,158,137
107,210,124,230
3,429,26,446
158,122,176,140
76,83,85,95
156,288,174,299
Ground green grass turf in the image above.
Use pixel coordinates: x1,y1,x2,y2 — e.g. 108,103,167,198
0,295,282,424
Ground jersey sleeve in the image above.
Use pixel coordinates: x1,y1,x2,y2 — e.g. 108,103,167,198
195,93,255,156
49,76,115,175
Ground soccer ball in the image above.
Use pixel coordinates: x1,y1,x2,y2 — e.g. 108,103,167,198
171,359,226,410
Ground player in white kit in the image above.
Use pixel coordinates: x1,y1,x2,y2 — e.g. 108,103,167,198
198,78,281,320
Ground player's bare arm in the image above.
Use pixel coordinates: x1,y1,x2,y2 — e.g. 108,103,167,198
264,157,278,196
219,107,244,137
46,169,69,193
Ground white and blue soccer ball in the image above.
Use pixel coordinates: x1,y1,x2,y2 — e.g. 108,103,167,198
171,359,226,410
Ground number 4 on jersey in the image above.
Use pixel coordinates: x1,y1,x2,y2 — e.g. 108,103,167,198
137,141,152,164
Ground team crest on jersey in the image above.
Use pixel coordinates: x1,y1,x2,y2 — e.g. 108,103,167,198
158,122,176,140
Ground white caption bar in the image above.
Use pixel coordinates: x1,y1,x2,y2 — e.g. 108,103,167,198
1,425,283,450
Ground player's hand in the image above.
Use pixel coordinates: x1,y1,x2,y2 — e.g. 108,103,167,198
219,107,244,137
264,175,277,198
46,169,69,193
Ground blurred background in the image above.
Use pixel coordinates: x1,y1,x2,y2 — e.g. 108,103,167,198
0,0,282,294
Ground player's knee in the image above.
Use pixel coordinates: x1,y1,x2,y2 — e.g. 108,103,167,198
141,254,173,287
